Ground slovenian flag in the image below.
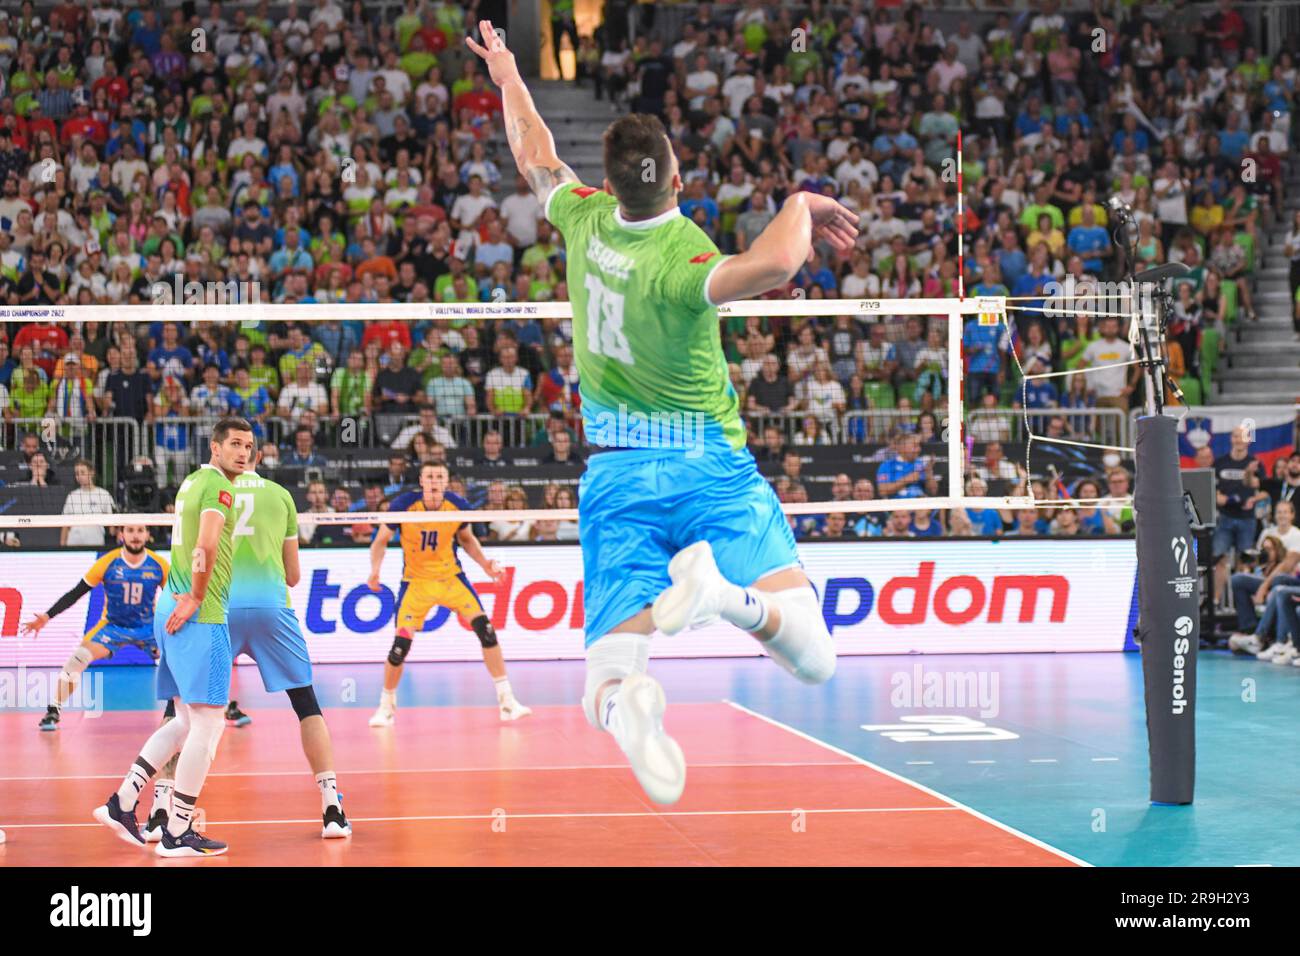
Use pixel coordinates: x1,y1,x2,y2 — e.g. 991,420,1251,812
1178,408,1297,471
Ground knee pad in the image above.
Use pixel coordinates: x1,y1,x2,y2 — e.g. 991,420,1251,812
61,645,95,685
387,634,413,666
185,704,226,763
471,615,499,649
581,632,651,728
286,685,322,721
764,587,836,685
140,700,190,770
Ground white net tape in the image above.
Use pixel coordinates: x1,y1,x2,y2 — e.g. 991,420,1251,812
0,495,1077,530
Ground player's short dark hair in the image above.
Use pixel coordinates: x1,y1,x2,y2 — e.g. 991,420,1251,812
603,113,675,218
212,417,254,443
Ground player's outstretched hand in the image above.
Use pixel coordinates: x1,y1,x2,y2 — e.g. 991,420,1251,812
20,613,49,636
802,194,860,257
484,559,505,582
166,593,200,634
465,19,520,88
366,573,382,592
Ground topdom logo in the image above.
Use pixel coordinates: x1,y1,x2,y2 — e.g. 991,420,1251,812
298,562,1069,637
821,562,1068,633
304,566,585,635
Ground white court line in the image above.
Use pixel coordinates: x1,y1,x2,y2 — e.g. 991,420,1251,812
1,806,963,830
1029,759,1059,764
967,760,996,765
723,700,1092,867
0,761,849,784
1091,757,1120,763
905,761,934,766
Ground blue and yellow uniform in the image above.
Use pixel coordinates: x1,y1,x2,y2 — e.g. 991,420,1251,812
387,491,485,629
83,548,170,658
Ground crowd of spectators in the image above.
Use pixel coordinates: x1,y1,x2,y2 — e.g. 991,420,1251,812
0,0,1296,546
1208,430,1300,654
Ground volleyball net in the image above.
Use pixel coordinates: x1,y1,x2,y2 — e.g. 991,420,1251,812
0,295,1142,543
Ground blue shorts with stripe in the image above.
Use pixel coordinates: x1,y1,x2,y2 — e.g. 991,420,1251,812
578,443,801,646
228,607,313,693
153,591,232,706
87,621,158,658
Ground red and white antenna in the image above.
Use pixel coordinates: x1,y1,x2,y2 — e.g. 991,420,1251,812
956,129,964,301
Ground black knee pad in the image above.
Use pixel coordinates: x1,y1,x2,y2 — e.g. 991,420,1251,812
388,635,413,666
472,615,499,649
286,685,322,721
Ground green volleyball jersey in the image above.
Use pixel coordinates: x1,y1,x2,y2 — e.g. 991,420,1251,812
544,181,745,451
227,472,300,609
167,464,236,624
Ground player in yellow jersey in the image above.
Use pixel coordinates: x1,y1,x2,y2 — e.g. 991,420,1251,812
366,462,531,725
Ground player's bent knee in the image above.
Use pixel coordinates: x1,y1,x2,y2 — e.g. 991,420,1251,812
766,587,836,685
61,645,95,683
581,632,651,727
286,685,322,721
471,615,498,649
387,634,413,666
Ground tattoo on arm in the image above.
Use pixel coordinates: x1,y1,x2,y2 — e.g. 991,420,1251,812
525,164,579,202
506,115,533,154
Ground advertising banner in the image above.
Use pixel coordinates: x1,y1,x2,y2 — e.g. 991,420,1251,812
0,539,1139,667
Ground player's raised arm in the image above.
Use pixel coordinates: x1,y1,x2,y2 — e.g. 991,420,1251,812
466,19,579,202
707,192,860,305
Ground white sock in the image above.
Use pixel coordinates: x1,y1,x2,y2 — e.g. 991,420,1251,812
167,792,197,837
151,779,174,817
315,772,341,812
597,683,625,742
717,582,770,632
582,632,649,738
116,760,153,812
493,676,514,702
380,688,397,710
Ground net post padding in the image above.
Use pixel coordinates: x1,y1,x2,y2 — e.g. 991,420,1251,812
1134,413,1198,805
